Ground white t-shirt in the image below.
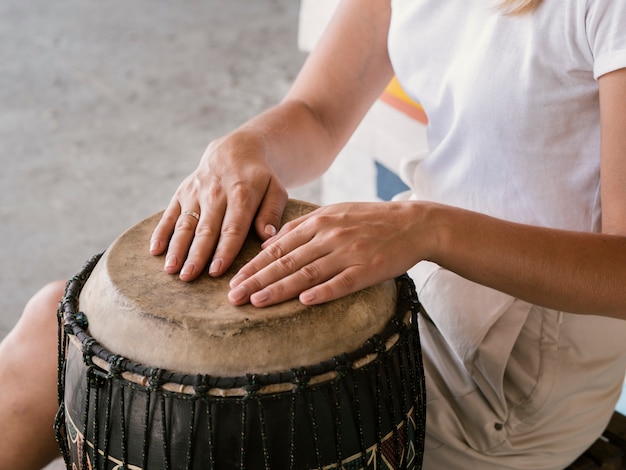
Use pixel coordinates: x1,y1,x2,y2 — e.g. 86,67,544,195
388,0,626,468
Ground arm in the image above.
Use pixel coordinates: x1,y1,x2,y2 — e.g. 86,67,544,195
429,68,626,318
230,69,626,319
150,0,394,280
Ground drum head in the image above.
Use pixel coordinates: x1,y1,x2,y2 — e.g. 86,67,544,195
79,199,398,376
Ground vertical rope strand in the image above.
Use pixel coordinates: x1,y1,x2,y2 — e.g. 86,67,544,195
91,374,102,470
80,368,92,470
161,393,171,470
289,392,297,470
102,377,113,469
141,388,152,469
239,398,248,470
204,397,215,470
119,382,128,468
185,397,197,470
332,367,344,468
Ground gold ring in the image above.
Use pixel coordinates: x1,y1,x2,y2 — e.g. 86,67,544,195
181,210,200,221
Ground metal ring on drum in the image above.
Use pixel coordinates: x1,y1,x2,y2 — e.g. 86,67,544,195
55,199,426,469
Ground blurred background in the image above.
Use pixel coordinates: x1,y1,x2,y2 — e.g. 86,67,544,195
0,0,320,344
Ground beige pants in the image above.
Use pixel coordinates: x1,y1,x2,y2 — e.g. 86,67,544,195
418,303,626,470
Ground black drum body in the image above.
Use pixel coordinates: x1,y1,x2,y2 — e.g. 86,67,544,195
56,257,425,469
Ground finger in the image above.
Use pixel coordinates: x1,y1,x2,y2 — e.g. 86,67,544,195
163,206,205,275
235,252,355,307
229,221,316,289
178,203,225,281
228,236,329,305
299,266,367,305
207,197,259,278
149,200,182,255
253,181,288,242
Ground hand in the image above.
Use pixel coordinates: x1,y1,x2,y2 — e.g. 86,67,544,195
228,201,429,307
149,131,288,281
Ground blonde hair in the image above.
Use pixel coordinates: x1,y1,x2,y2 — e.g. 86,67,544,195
500,0,542,15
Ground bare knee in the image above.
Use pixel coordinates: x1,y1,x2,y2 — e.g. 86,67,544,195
2,280,66,350
21,280,66,330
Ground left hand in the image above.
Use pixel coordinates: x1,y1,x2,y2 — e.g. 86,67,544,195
227,201,431,307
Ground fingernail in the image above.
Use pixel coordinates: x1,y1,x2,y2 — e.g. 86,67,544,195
181,263,195,278
165,255,178,269
251,289,269,305
209,258,222,276
264,224,277,237
300,289,316,304
229,273,246,288
150,239,161,254
228,285,247,303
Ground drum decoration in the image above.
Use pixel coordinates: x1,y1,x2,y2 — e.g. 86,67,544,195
54,201,426,469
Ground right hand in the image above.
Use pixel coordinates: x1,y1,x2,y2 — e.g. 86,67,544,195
149,130,288,281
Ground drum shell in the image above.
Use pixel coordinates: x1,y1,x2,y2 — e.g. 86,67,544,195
62,296,424,469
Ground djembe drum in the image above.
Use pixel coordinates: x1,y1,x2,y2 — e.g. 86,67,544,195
55,199,425,469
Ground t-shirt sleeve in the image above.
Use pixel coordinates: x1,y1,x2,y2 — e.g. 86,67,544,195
587,0,626,79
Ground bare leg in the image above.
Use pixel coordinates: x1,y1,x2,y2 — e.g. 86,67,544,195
0,280,65,469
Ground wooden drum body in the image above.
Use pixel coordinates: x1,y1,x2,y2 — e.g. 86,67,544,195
55,200,425,469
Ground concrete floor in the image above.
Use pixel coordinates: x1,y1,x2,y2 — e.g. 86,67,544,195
0,0,318,338
0,1,318,467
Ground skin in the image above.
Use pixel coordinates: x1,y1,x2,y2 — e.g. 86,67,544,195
151,0,626,320
0,281,66,468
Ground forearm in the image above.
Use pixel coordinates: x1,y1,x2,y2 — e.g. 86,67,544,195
219,0,394,189
426,204,626,318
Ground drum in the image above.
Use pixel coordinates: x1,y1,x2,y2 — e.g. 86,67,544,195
55,199,425,469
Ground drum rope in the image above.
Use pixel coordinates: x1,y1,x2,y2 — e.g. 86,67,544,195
372,335,387,467
244,374,272,469
349,359,368,465
332,357,347,468
90,368,102,470
288,391,297,470
159,392,171,470
141,368,163,469
80,365,91,469
55,301,71,467
119,380,129,468
397,330,411,468
381,343,402,468
294,367,324,469
201,396,216,470
103,377,114,468
55,254,101,468
185,389,197,470
239,390,248,469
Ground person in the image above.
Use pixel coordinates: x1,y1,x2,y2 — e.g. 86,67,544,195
148,0,626,468
1,0,625,468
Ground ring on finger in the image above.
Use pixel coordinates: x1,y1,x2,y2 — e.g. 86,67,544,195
180,209,200,222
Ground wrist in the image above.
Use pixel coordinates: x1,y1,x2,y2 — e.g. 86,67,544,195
406,200,453,266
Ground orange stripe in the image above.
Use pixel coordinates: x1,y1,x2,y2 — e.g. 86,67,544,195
380,77,428,124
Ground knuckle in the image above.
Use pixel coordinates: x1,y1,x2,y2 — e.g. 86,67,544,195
160,212,179,227
299,263,322,282
230,182,252,202
276,254,298,274
175,218,196,232
337,271,357,291
221,221,247,238
194,223,217,239
205,180,224,201
264,242,286,260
